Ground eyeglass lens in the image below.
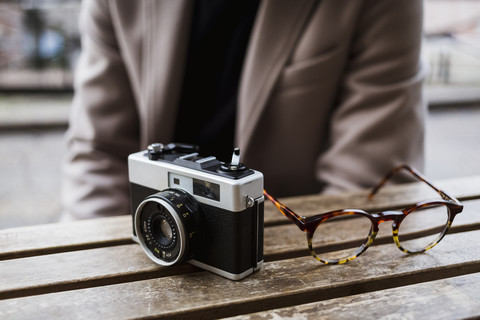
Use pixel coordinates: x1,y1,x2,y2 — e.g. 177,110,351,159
397,203,450,253
310,213,372,263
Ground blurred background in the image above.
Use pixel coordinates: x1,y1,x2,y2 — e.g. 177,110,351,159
1,0,479,229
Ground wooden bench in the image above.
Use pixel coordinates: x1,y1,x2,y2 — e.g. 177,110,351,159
1,175,480,319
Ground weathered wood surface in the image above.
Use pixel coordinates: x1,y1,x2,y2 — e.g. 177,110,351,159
0,244,198,300
4,200,480,298
2,198,479,301
1,230,479,319
0,175,479,319
0,216,133,260
226,272,480,320
1,175,479,259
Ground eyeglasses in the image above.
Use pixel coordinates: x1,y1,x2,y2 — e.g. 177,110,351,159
264,165,463,264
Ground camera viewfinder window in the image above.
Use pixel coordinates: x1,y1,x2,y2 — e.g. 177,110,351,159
193,179,220,201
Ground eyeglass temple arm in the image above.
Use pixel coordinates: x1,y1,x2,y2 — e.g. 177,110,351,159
263,190,306,230
368,164,460,204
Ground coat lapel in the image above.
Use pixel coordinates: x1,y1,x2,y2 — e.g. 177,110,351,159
237,0,317,153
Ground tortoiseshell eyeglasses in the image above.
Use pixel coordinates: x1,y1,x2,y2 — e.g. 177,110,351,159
264,165,464,264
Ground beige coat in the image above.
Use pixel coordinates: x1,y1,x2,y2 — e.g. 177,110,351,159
63,0,425,219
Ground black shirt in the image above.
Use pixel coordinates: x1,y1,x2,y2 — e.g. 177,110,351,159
174,0,260,161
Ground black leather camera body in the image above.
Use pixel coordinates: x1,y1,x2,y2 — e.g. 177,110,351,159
128,143,264,280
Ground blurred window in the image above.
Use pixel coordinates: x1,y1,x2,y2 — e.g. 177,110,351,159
424,0,480,87
0,0,81,91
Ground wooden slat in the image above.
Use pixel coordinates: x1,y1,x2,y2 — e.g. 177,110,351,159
265,174,480,225
1,229,479,319
225,272,480,320
0,244,198,300
0,216,133,260
2,198,479,301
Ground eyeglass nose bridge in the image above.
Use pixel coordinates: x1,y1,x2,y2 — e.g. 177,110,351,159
361,211,404,248
370,210,406,237
370,210,405,225
370,210,410,251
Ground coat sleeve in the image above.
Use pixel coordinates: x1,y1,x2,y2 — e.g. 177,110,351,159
316,0,426,193
61,0,140,220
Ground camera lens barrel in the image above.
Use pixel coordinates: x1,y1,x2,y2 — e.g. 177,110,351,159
134,189,200,266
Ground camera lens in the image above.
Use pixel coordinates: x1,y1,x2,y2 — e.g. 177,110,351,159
151,214,174,247
134,189,200,266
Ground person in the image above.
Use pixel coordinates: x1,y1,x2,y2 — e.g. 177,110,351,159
62,0,425,220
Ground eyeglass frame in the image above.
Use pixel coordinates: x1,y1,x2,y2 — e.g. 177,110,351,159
263,164,464,264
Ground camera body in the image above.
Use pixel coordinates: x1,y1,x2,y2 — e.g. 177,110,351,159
128,143,264,280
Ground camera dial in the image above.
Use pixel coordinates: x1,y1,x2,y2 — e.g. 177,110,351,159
134,189,200,266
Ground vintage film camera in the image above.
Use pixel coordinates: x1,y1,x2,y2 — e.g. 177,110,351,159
128,143,264,280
